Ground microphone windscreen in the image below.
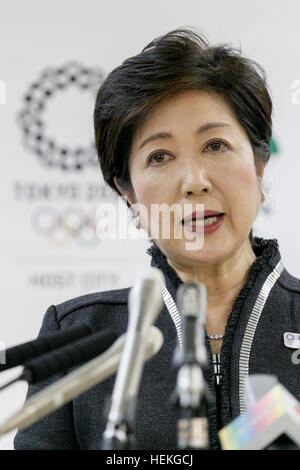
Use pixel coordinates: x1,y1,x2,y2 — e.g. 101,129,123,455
23,329,118,383
0,323,93,371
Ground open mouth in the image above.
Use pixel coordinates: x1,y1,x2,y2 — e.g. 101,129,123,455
182,213,224,225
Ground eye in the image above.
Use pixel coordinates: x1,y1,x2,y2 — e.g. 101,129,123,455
147,151,170,166
204,140,229,153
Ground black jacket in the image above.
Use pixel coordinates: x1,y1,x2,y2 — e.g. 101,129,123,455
14,237,300,449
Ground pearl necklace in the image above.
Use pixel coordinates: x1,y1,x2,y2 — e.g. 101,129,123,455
207,334,224,340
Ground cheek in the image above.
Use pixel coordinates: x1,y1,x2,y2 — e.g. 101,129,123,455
240,169,257,188
133,180,176,235
132,182,154,225
134,184,153,207
223,163,260,215
230,170,261,222
231,160,258,196
133,176,168,206
241,172,260,207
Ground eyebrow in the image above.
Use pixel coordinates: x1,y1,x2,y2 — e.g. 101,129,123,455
138,122,232,150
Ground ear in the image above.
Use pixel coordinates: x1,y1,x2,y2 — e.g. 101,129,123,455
113,175,135,206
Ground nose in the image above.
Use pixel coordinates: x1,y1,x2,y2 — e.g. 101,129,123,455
181,161,213,197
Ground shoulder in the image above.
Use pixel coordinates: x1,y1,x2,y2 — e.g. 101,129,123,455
277,266,300,293
43,287,131,328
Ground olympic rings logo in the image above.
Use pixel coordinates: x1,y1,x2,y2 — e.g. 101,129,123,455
17,61,105,171
31,206,99,247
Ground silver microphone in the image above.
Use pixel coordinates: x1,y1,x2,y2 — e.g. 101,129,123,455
0,325,163,436
102,267,165,449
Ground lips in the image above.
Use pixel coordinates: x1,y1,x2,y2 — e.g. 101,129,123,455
182,210,224,223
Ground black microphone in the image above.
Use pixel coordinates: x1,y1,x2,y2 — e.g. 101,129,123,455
0,323,94,372
179,284,207,367
0,329,117,390
171,282,212,450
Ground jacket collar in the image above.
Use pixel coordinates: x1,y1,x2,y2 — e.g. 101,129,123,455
146,236,281,296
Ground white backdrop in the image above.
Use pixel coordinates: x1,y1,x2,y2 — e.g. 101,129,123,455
0,0,300,450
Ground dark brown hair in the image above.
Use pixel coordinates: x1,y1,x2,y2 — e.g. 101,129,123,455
94,27,272,244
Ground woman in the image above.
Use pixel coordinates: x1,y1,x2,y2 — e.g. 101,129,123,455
14,28,300,450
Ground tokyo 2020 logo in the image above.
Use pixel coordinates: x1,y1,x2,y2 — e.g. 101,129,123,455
17,62,105,171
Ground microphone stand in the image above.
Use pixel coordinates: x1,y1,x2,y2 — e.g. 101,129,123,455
101,397,137,450
171,351,212,450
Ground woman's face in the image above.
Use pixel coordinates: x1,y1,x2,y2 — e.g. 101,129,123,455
115,89,264,266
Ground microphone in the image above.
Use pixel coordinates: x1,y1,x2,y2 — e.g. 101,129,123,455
0,323,94,372
0,325,163,437
171,282,212,450
176,282,207,367
0,329,117,390
219,374,300,450
101,267,165,450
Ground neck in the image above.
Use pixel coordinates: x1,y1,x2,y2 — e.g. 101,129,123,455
166,238,256,310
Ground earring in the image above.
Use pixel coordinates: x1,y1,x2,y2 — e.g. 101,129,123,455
132,212,141,229
258,176,265,203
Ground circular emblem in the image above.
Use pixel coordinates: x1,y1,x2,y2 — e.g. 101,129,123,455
18,61,105,171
